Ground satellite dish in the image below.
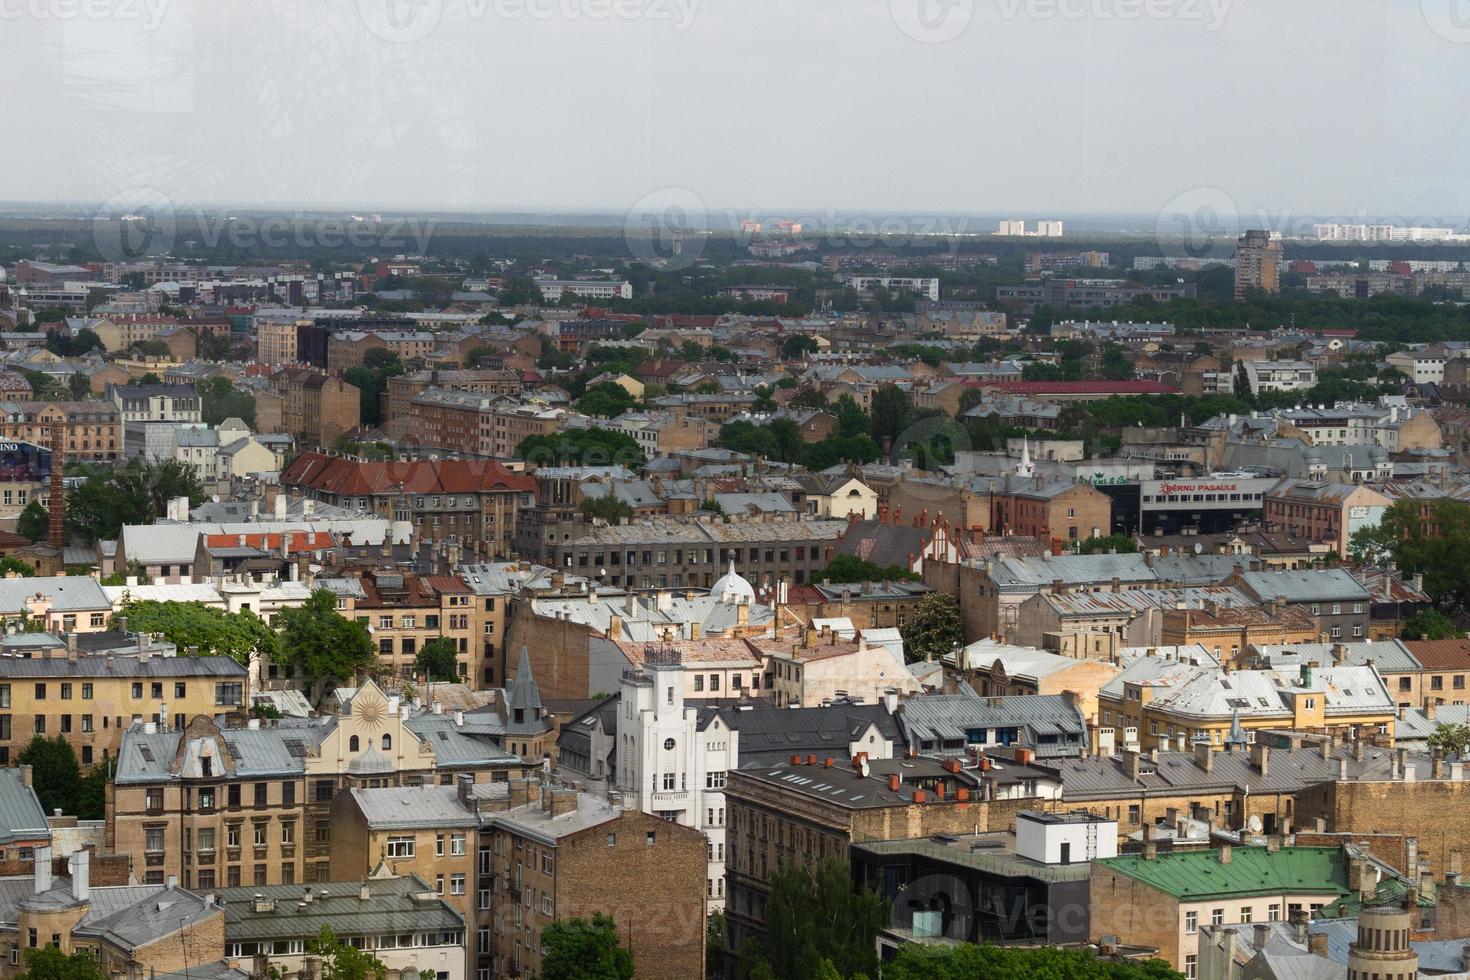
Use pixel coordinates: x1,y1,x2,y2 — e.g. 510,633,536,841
1194,542,1203,554
859,759,870,779
1248,814,1263,834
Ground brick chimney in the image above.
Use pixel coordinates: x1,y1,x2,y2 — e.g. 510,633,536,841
48,422,64,548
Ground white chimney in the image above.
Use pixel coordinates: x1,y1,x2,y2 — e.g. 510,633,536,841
33,847,52,894
387,695,400,715
70,851,90,903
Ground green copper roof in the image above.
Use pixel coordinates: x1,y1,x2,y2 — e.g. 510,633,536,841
1097,847,1352,901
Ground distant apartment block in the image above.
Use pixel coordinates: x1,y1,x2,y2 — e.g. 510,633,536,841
997,279,1193,314
1233,229,1283,298
842,275,940,301
996,219,1063,237
532,277,633,302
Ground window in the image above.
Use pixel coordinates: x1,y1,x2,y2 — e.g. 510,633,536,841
705,771,726,790
283,782,295,806
1240,906,1252,924
81,683,92,699
450,874,465,895
1184,954,1197,980
60,683,71,700
254,783,268,806
645,831,656,846
450,833,466,856
1268,904,1281,921
382,734,392,750
215,683,243,706
349,735,360,751
1185,911,1197,934
145,827,165,852
228,825,241,848
1211,908,1224,926
387,836,415,858
253,824,267,847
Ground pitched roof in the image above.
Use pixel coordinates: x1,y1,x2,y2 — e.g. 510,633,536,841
281,452,536,497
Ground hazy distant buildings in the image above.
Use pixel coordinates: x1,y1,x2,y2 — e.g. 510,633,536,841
842,275,940,301
1312,222,1461,242
532,277,633,302
1233,229,1282,299
996,219,1063,238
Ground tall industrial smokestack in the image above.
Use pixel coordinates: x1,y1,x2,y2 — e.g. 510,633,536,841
48,422,64,549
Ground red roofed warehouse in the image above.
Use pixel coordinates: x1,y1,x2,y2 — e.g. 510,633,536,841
974,380,1180,402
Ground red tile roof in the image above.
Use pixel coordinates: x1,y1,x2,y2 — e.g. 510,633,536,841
1404,640,1470,670
281,452,536,497
203,530,334,554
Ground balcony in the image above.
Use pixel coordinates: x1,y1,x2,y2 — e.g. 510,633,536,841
651,791,689,806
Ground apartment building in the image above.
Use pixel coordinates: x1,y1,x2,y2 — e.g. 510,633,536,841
482,787,707,980
0,400,122,462
841,275,941,301
281,452,537,560
0,849,223,980
1097,657,1395,751
615,645,738,910
326,329,436,375
108,715,308,890
531,277,632,303
219,876,466,980
0,649,246,766
519,517,845,590
1234,229,1282,298
1242,360,1316,395
1263,481,1392,559
987,479,1112,544
321,570,481,683
386,369,524,423
109,383,202,424
256,368,361,448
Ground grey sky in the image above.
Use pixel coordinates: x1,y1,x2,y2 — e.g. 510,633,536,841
3,0,1467,224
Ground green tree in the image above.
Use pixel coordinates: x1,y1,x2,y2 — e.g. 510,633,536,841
1077,534,1139,555
750,858,884,980
818,555,920,583
197,376,257,428
781,334,819,359
76,758,116,821
1233,360,1253,401
900,592,964,663
832,394,869,438
1401,609,1462,641
64,459,206,544
576,381,639,419
1378,499,1470,614
580,495,635,523
274,590,378,697
884,943,1182,979
1347,520,1396,567
516,429,646,469
539,913,634,980
0,556,34,577
67,373,91,400
15,946,107,980
870,384,912,448
17,500,48,543
119,600,280,664
17,735,82,816
414,637,460,683
1428,722,1470,760
309,926,388,980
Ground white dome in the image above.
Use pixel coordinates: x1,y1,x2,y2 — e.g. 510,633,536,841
712,561,755,605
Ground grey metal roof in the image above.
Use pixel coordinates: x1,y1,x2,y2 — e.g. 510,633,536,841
721,702,901,766
347,786,478,829
219,876,463,942
403,712,523,767
489,794,621,846
1251,641,1421,674
1237,568,1372,603
0,770,49,846
896,692,1088,756
74,885,218,951
0,575,110,614
987,553,1157,592
0,654,244,680
114,725,307,785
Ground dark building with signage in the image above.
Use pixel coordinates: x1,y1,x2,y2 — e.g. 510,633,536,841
1137,476,1278,536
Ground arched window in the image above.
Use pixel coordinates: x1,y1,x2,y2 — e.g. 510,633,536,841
381,734,391,751
349,735,359,752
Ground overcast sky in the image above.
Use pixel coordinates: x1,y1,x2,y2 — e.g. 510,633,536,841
3,0,1468,226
